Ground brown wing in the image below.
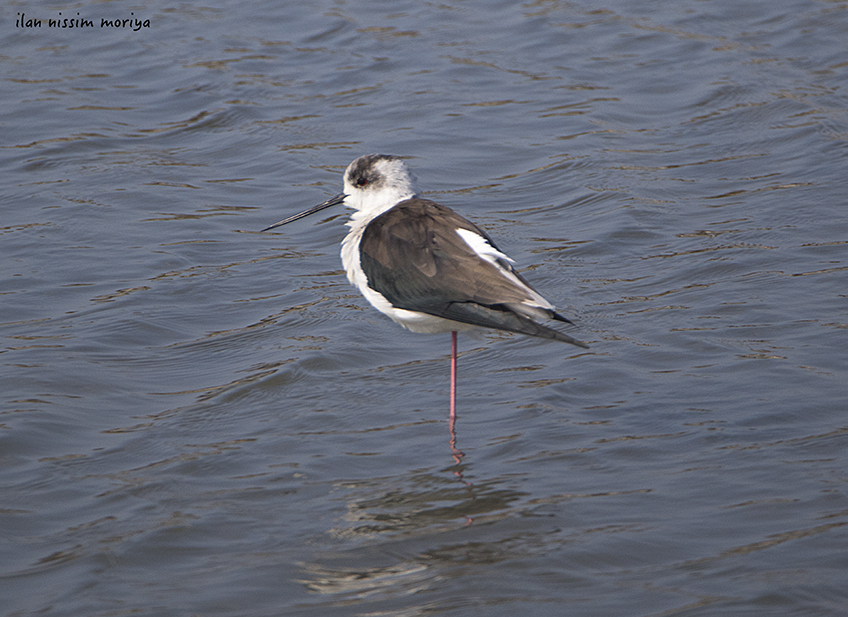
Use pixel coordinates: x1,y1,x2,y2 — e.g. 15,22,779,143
359,198,588,347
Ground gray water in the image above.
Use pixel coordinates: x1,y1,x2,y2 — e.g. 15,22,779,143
2,0,847,615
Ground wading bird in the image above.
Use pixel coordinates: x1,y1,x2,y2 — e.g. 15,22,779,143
262,154,588,418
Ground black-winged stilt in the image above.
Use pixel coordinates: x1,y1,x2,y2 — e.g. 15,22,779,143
262,154,588,419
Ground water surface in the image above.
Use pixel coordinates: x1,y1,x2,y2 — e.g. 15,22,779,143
2,0,847,615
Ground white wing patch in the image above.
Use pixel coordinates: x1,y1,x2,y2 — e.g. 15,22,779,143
455,227,555,311
456,228,515,269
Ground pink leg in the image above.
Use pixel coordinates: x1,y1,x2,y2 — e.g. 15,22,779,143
447,332,468,499
450,331,457,420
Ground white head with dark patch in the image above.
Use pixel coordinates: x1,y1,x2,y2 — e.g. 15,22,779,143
342,154,419,218
260,154,420,233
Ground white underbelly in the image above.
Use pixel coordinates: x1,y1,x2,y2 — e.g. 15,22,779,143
341,223,473,334
380,306,477,334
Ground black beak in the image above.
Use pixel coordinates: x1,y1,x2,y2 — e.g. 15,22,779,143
261,193,347,232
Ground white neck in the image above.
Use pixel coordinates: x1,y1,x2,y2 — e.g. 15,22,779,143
345,186,417,229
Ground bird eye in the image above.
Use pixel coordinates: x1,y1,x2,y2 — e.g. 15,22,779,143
356,178,368,187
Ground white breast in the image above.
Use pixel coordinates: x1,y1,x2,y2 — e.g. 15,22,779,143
340,218,474,334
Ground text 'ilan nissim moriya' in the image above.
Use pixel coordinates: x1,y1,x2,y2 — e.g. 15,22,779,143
16,12,150,31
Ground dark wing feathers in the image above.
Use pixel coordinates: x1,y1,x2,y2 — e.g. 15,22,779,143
439,302,588,347
359,198,588,348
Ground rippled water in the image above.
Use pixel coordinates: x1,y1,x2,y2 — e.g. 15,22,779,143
3,0,847,615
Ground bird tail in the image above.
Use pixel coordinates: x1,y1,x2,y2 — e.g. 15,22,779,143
438,302,589,349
